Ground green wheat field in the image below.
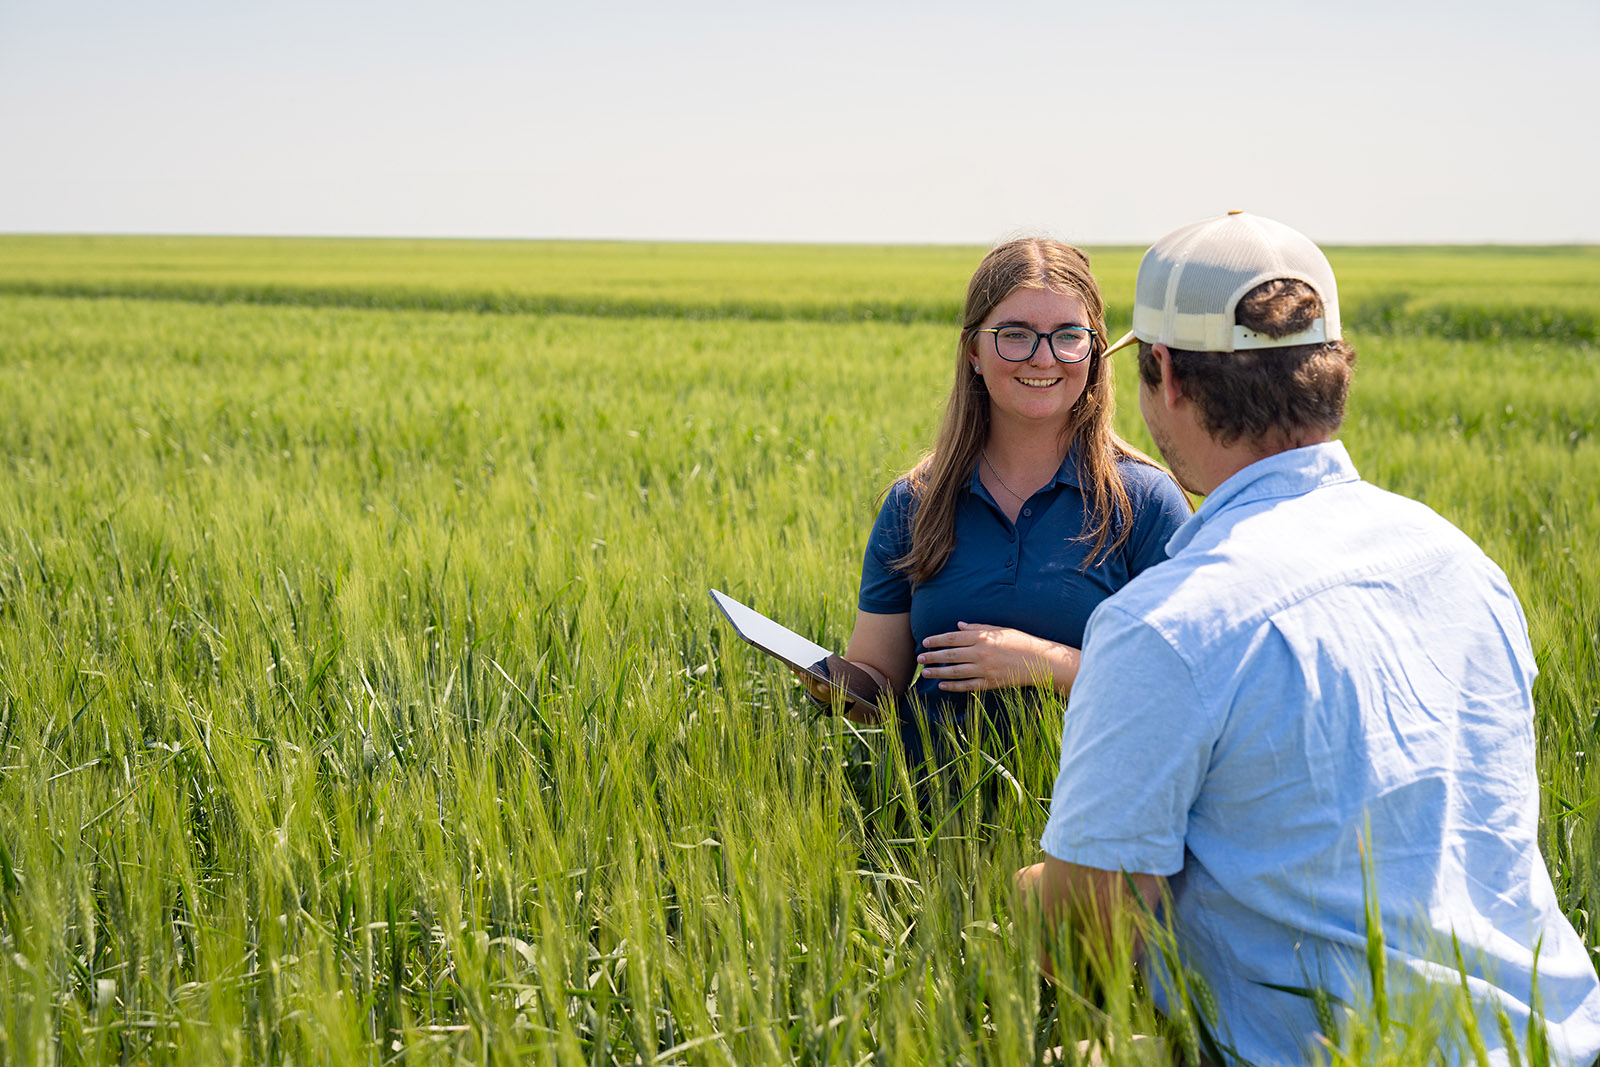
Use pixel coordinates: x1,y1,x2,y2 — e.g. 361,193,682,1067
0,236,1596,1064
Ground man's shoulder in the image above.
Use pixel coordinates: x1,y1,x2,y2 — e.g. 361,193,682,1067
1105,476,1504,641
1207,475,1486,570
1249,477,1494,574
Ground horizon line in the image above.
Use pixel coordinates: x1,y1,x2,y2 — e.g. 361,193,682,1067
4,229,1598,250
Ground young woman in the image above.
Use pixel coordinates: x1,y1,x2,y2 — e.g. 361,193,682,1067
806,239,1190,767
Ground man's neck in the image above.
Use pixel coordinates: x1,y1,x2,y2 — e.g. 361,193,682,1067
1191,432,1334,496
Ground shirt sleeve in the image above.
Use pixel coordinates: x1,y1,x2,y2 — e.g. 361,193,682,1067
857,481,917,614
1121,464,1192,577
1040,603,1217,876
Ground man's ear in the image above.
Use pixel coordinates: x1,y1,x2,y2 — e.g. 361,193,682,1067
1154,343,1183,409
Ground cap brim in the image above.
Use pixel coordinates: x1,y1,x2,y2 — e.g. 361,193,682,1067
1103,329,1140,356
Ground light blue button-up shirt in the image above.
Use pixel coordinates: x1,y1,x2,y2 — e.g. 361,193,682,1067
1042,441,1600,1066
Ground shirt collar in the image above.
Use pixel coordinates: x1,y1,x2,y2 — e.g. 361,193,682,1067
966,444,1084,495
1164,440,1361,557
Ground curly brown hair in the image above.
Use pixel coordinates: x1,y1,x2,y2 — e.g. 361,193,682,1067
1136,279,1357,447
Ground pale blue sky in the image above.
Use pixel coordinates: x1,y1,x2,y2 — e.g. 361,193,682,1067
2,0,1594,244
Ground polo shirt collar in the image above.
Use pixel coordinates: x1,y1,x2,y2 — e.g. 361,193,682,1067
965,445,1084,495
1165,441,1360,557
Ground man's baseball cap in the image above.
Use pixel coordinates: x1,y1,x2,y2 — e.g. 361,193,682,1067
1104,210,1341,355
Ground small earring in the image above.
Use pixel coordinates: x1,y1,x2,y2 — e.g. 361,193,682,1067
970,362,981,374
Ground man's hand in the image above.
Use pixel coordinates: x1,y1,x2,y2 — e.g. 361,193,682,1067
918,622,1081,695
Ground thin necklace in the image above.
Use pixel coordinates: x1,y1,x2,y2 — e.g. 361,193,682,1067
981,449,1031,503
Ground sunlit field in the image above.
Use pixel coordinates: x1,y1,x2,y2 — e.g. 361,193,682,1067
2,236,1597,341
0,238,1595,1064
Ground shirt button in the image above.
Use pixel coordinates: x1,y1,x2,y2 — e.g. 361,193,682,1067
1022,508,1031,517
1006,559,1014,568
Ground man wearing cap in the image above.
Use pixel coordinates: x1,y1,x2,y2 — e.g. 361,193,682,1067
1022,212,1600,1064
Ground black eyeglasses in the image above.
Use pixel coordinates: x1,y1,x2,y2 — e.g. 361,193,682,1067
974,325,1097,364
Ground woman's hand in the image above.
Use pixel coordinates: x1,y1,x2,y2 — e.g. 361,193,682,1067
917,622,1081,695
789,660,891,724
792,667,837,706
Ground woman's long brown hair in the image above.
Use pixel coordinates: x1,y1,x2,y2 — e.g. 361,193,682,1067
894,238,1165,583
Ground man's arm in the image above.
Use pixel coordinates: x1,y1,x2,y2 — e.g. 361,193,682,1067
1016,857,1166,975
1028,602,1211,976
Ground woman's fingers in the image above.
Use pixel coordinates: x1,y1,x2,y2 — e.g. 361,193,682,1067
919,628,975,650
918,622,1004,667
919,643,1002,689
919,659,982,678
918,625,1049,691
790,666,832,703
921,622,1004,649
919,625,997,665
933,674,991,692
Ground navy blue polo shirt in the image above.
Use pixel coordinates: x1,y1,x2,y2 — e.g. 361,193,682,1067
858,449,1190,751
